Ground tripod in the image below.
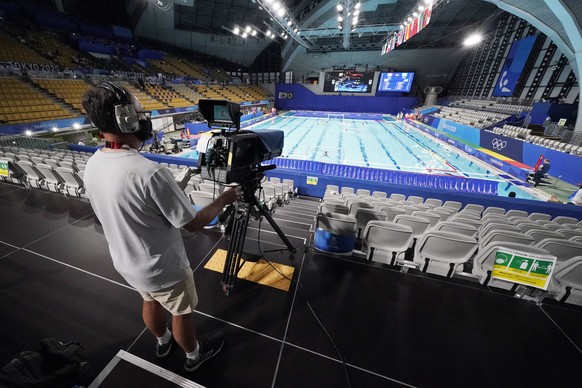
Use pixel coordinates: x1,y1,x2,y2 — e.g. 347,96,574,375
221,190,296,296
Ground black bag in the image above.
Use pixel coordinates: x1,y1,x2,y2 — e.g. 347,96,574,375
0,338,93,387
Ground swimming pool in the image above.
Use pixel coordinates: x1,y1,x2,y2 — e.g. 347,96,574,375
250,114,541,200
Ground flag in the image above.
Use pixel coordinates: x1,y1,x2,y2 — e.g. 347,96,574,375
422,3,433,28
404,23,411,41
397,29,404,45
410,16,419,37
382,34,397,55
389,34,396,51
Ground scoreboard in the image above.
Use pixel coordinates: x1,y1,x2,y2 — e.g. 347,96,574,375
377,72,415,92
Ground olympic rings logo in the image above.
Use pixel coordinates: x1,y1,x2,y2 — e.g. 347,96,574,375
492,138,507,150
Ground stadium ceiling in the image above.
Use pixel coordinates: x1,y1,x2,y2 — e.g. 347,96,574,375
171,0,502,52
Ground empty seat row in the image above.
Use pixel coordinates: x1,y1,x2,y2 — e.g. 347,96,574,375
315,211,582,305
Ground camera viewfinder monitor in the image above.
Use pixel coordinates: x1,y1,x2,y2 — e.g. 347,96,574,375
198,99,241,130
377,72,415,93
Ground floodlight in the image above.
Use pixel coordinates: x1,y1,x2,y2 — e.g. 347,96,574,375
463,33,483,46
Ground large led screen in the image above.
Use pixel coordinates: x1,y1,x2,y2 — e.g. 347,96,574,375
377,72,415,92
323,71,375,93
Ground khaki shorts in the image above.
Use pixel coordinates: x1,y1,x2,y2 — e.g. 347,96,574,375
138,268,199,315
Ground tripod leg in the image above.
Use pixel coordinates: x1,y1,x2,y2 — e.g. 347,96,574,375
251,196,297,255
221,207,251,295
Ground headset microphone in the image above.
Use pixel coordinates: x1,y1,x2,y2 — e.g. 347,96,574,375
98,82,153,141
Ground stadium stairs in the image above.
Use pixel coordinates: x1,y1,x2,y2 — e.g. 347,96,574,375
22,78,82,117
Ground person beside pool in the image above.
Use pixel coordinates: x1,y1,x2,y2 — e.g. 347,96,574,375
569,183,582,205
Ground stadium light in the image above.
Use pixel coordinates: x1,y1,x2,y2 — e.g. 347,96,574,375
413,12,418,17
257,0,307,48
242,32,248,38
73,123,81,130
251,29,257,36
233,26,240,35
25,130,32,136
464,33,483,46
337,4,343,11
355,2,361,9
245,25,251,33
51,127,58,132
338,15,343,22
418,5,425,11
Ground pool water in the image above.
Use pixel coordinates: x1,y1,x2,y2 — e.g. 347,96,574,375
250,115,540,200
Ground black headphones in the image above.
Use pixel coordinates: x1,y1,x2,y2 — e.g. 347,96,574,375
98,82,153,141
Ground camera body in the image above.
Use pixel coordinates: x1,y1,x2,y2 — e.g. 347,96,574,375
196,99,284,186
198,131,260,184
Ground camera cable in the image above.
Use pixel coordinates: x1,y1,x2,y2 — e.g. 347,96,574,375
255,214,352,388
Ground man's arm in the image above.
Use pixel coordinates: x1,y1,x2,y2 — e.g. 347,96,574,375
183,188,239,233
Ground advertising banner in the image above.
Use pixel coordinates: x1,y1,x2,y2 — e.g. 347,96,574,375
492,247,556,290
479,130,524,162
307,176,319,185
436,119,481,146
493,35,537,97
0,160,9,177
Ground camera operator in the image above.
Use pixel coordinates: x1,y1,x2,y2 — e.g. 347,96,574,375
81,82,239,372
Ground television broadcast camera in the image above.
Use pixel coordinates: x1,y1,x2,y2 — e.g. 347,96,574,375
196,99,295,295
197,99,284,192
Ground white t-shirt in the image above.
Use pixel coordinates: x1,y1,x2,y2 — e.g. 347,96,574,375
572,188,582,206
84,149,197,291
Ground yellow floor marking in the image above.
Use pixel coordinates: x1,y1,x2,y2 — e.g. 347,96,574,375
204,249,294,292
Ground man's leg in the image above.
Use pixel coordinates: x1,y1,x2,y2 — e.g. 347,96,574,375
142,300,167,337
172,312,197,353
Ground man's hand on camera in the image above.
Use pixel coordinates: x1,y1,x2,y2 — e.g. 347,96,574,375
220,186,241,206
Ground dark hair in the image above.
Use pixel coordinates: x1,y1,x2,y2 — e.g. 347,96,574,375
81,85,120,133
508,191,517,197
